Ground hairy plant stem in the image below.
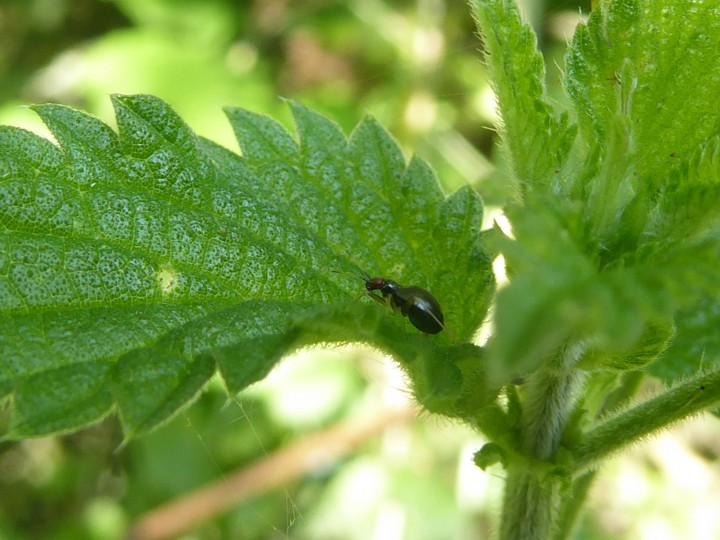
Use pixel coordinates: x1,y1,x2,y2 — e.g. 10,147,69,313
551,471,596,540
573,366,720,473
499,343,587,540
551,370,644,539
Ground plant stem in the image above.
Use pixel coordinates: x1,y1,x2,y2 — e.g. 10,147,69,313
552,471,596,540
549,371,644,539
572,366,720,473
500,471,561,540
499,343,587,540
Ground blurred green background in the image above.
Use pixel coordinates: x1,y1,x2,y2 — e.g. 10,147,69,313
4,1,719,539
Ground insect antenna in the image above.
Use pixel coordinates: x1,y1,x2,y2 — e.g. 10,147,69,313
331,269,370,282
332,269,374,303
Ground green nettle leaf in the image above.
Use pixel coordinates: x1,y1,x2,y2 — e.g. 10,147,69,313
468,2,720,537
0,95,495,439
564,1,720,251
566,0,720,186
646,135,720,245
471,0,576,186
474,0,720,384
650,296,720,383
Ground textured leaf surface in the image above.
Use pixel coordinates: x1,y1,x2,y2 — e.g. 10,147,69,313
650,296,720,382
471,0,576,186
0,95,494,438
474,0,720,383
566,0,720,186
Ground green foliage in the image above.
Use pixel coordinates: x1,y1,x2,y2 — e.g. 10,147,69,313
4,0,720,538
474,0,720,385
470,0,720,538
471,0,576,187
566,0,720,187
0,94,495,439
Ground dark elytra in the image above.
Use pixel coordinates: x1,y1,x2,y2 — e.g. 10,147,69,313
364,277,444,334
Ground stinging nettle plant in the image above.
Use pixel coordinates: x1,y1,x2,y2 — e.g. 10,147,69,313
2,0,720,538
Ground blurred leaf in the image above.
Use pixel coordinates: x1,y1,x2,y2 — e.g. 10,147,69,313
112,0,236,45
645,135,720,245
650,296,720,382
80,29,273,148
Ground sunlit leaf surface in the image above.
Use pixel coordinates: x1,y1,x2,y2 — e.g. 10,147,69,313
0,95,494,438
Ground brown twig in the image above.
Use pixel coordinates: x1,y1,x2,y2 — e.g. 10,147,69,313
126,406,417,540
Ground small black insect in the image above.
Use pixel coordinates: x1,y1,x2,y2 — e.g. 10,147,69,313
363,276,445,334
